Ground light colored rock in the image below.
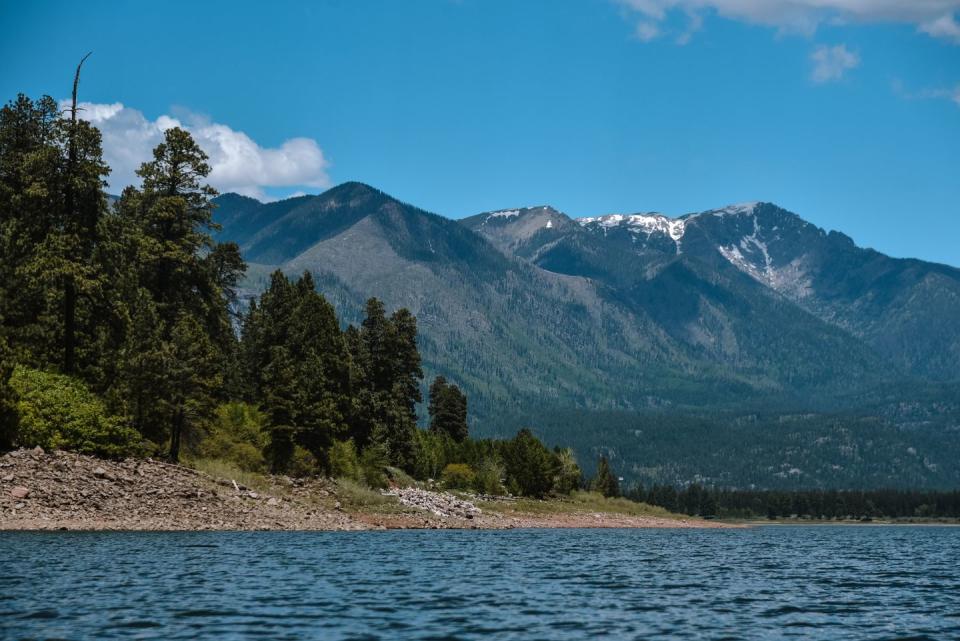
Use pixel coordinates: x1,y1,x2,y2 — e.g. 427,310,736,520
10,486,30,499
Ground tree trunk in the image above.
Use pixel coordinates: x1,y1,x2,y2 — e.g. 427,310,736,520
169,406,184,462
62,52,91,374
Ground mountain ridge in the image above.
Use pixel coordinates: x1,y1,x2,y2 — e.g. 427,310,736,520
210,183,960,488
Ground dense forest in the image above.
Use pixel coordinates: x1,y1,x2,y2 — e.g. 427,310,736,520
629,485,960,520
0,91,596,499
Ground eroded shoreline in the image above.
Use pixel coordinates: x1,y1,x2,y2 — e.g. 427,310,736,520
1,448,734,532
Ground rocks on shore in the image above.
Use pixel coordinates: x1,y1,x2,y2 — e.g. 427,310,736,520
384,487,482,519
0,448,366,531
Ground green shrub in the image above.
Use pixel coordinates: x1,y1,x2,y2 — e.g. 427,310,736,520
360,443,390,488
473,458,506,495
10,366,141,458
329,439,361,481
288,445,319,477
440,463,476,490
196,402,267,471
552,447,583,495
335,477,392,508
385,465,417,488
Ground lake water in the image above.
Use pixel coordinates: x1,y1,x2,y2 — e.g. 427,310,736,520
1,526,958,640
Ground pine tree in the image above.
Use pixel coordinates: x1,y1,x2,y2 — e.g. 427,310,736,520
593,455,621,498
113,127,243,454
165,314,221,461
289,272,352,462
501,429,557,498
117,289,168,449
428,376,468,442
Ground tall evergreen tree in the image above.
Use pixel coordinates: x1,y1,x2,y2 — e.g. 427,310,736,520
428,376,468,442
0,91,109,374
165,314,221,461
112,127,243,457
593,455,621,498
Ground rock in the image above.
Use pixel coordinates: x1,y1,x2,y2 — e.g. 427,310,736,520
93,467,108,478
32,446,45,456
10,486,30,499
1,474,13,482
267,497,280,506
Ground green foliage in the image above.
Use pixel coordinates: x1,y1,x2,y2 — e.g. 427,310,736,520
440,463,476,490
629,485,960,520
428,376,468,442
359,443,390,489
329,439,361,481
500,428,558,498
196,402,267,472
0,333,19,450
472,458,506,495
592,455,621,498
10,366,141,457
334,477,394,509
289,445,319,478
242,271,353,470
552,447,582,495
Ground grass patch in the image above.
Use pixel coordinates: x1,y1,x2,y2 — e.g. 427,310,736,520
333,477,408,514
478,491,682,519
186,457,276,494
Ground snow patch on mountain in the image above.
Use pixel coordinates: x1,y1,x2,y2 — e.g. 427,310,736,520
718,212,813,299
708,202,760,217
578,213,686,239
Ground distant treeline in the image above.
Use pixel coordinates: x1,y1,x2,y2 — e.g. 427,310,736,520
627,485,960,520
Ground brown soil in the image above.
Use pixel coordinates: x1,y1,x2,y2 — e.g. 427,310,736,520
0,448,735,531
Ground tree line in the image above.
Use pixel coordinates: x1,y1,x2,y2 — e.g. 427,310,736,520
0,90,631,499
628,485,960,520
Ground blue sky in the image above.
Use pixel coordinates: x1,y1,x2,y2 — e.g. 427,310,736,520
2,0,959,265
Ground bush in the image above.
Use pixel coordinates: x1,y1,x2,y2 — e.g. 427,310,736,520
196,402,267,471
289,445,319,477
10,366,142,458
360,443,390,488
440,463,476,490
473,458,506,495
329,439,361,481
552,447,583,495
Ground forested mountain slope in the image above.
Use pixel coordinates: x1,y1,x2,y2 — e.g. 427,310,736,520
213,183,960,488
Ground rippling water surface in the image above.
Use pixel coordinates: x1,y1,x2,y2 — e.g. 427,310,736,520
2,526,959,640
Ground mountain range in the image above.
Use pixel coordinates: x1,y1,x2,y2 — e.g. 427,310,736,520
212,182,960,489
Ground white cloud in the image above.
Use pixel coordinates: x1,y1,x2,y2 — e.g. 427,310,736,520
635,21,661,41
810,44,860,83
894,79,960,106
615,0,960,43
920,12,960,42
69,102,331,200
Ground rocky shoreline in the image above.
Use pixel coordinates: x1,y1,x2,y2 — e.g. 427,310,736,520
0,448,733,531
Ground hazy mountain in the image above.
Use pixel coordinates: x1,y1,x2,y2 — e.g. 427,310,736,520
213,183,960,488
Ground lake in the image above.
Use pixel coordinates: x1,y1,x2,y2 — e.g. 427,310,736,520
1,526,958,639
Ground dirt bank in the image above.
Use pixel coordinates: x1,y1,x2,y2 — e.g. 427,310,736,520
0,448,734,531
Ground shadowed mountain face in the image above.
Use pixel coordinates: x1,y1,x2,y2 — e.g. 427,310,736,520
213,183,960,488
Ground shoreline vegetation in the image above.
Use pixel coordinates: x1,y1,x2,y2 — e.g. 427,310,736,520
0,448,730,531
0,92,647,521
